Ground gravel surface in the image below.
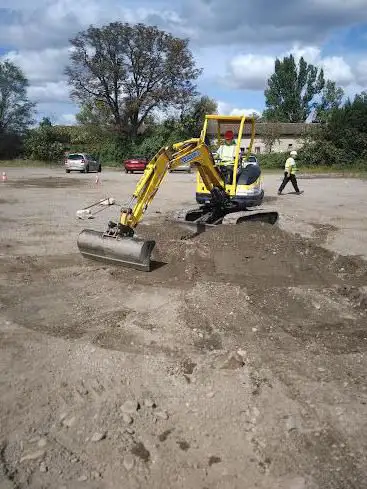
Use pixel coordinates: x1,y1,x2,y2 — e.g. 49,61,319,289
0,167,366,489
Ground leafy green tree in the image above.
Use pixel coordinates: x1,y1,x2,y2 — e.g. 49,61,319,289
75,101,114,132
326,91,367,157
179,95,217,138
65,22,202,140
24,125,64,161
39,116,52,127
314,80,344,123
0,59,35,134
299,91,367,166
263,54,325,122
0,60,35,158
248,111,263,121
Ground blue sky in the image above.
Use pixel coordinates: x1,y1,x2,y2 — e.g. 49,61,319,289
0,0,366,124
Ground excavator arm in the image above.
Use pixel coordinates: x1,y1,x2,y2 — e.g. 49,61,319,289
77,138,230,271
118,138,227,232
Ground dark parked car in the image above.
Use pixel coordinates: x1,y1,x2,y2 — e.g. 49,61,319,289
123,156,148,173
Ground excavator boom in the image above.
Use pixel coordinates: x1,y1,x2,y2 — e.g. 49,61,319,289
77,138,229,271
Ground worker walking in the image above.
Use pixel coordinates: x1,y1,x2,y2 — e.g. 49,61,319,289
278,150,302,195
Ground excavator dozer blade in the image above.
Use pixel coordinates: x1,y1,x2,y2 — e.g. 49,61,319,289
221,209,279,226
77,229,156,271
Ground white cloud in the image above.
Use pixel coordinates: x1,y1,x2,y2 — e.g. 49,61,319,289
1,0,366,123
322,56,354,86
3,48,71,83
226,54,275,91
290,45,355,86
57,113,77,125
355,59,367,85
0,1,181,50
28,81,70,104
226,44,359,90
287,45,321,65
180,0,367,47
217,101,261,117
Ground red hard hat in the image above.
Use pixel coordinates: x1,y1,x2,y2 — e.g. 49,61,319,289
224,130,234,140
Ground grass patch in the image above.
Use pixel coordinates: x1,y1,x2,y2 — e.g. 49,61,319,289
0,159,60,168
0,159,123,170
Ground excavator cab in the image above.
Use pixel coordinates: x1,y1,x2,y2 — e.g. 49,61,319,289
195,115,263,209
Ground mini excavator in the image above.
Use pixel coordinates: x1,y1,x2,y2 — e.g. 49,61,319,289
77,115,279,271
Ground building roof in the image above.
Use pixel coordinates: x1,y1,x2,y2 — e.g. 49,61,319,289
206,121,319,137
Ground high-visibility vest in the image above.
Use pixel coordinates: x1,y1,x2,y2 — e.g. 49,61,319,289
285,157,297,174
216,142,236,165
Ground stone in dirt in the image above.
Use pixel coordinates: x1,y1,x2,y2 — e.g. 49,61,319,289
120,400,140,414
62,416,76,428
155,410,169,420
220,351,245,370
123,413,133,424
143,398,156,408
20,450,45,462
123,454,135,471
91,431,107,442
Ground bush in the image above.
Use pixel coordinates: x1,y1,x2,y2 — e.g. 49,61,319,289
24,127,65,162
97,137,129,166
257,152,288,169
297,141,351,167
0,132,24,159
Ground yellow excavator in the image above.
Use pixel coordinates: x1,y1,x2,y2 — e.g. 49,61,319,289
77,115,278,271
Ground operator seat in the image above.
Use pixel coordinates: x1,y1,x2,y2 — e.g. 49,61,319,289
237,162,261,185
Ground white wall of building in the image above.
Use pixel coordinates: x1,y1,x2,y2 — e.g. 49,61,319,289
240,137,304,154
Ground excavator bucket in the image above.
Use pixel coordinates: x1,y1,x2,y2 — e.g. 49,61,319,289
77,229,156,271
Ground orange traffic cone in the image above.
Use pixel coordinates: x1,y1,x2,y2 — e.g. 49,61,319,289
1,172,7,182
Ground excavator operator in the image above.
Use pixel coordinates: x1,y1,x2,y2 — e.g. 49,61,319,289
214,130,237,183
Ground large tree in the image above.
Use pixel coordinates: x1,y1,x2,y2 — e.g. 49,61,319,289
65,22,202,139
263,54,325,122
0,59,35,135
299,91,367,166
179,95,218,138
313,80,344,123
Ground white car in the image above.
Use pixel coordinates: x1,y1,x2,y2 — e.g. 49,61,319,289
169,161,192,173
65,153,101,173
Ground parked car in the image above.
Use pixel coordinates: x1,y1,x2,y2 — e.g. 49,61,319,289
242,154,259,166
123,156,148,173
169,161,192,173
65,153,101,173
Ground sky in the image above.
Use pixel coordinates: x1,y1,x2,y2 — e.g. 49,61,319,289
0,0,367,125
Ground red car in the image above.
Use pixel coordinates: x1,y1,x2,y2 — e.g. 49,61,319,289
123,156,148,173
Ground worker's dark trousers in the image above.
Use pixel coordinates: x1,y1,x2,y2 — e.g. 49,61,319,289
278,172,300,193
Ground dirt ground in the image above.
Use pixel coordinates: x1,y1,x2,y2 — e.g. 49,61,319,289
0,167,367,489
